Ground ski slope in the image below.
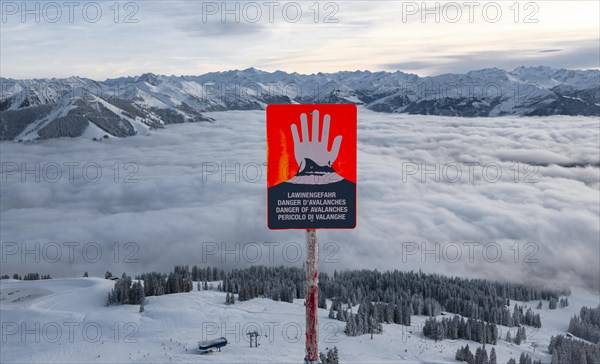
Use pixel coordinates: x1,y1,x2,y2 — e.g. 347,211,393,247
1,277,597,363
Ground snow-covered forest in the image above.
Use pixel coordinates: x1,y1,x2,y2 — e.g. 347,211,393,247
69,264,597,364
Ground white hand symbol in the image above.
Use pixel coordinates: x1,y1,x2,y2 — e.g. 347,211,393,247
290,110,343,173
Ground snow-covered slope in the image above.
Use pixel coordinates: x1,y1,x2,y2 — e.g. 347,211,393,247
1,277,597,363
0,77,213,141
1,66,598,141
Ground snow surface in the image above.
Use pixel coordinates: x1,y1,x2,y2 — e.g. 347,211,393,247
1,278,597,363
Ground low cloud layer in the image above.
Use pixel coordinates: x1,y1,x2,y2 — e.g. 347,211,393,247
1,110,598,291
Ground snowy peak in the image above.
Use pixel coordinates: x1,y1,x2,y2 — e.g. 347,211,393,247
511,66,600,90
136,72,160,86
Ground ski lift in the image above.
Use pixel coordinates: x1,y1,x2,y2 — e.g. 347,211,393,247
198,337,227,354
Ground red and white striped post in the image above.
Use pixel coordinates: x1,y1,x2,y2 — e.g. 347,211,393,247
305,228,319,363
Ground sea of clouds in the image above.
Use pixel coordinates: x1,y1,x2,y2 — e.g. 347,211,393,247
1,109,598,291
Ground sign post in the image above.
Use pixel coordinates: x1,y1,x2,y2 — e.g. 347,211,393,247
267,104,357,363
305,228,319,363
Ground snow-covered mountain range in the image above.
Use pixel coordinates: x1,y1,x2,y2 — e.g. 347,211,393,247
1,66,598,141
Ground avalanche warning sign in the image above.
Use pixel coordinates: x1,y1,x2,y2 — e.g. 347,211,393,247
267,104,357,230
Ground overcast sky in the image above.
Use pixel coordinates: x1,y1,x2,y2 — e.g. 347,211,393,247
1,1,598,79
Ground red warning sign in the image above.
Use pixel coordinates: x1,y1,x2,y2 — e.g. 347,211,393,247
267,104,357,229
